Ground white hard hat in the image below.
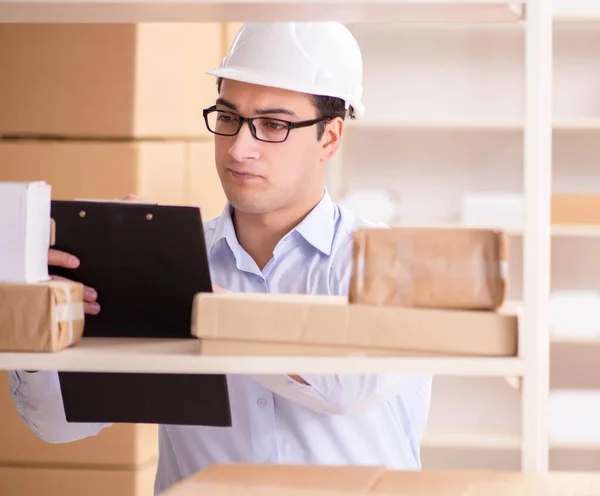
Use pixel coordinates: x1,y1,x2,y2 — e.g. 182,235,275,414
206,22,365,118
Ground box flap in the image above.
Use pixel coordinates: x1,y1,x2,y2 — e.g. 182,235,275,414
371,470,533,496
194,464,384,492
192,293,518,356
160,464,384,495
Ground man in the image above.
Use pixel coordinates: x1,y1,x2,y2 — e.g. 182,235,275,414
9,22,432,494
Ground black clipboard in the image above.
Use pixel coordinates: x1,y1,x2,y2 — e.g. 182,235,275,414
50,200,231,427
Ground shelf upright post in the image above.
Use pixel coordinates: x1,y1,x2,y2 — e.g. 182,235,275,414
521,0,553,472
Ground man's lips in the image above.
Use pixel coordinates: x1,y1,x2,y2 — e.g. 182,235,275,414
227,169,261,180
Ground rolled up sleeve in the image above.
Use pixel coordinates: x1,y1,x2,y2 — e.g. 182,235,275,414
251,373,432,421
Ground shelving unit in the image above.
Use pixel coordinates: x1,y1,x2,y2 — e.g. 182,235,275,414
0,0,526,23
0,0,555,476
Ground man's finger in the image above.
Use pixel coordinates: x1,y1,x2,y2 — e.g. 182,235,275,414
84,302,101,315
48,249,80,269
50,275,97,303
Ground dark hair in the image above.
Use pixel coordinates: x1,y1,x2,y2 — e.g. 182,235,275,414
216,77,353,141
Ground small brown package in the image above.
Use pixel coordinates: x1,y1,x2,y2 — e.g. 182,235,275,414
0,280,85,352
349,227,507,310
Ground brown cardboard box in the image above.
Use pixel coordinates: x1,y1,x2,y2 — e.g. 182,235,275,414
371,470,532,495
552,194,600,225
187,141,227,220
192,293,518,357
0,372,158,467
0,24,223,138
0,462,157,496
0,281,84,352
160,464,384,495
159,464,600,496
0,140,225,217
349,227,507,311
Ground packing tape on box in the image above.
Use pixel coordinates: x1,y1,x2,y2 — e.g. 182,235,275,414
54,285,84,345
351,228,508,310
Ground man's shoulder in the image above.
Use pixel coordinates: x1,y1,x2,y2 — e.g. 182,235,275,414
334,203,389,241
201,214,222,248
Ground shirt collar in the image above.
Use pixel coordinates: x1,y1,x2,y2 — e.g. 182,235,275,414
293,189,337,256
208,189,337,257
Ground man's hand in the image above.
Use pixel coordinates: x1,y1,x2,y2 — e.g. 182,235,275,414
48,249,100,315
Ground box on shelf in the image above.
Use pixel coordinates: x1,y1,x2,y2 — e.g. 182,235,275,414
160,463,384,495
0,280,84,352
192,293,518,357
0,181,52,283
0,140,225,218
0,463,157,496
552,194,600,225
0,373,159,467
459,192,524,230
159,463,600,496
348,227,507,311
0,23,223,138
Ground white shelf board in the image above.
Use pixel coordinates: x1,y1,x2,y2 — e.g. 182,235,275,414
345,117,523,131
345,118,600,132
513,225,600,238
550,335,600,345
554,0,600,22
0,338,525,376
0,0,525,23
422,431,521,450
421,432,600,451
393,223,600,238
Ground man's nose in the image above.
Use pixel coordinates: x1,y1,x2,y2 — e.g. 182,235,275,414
228,121,260,161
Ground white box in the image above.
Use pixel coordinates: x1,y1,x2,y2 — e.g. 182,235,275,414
459,193,524,230
0,182,52,283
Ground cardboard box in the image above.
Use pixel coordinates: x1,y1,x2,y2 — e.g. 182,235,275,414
0,462,157,496
187,142,227,220
159,464,600,496
0,181,52,283
0,140,225,218
0,372,159,468
160,464,384,495
0,281,84,352
192,293,518,357
0,24,223,138
552,194,600,225
349,227,507,311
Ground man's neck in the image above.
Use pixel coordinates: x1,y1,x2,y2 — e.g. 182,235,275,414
233,190,324,271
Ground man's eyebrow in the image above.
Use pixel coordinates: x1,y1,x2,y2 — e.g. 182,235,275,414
215,98,298,118
215,98,237,111
254,107,298,118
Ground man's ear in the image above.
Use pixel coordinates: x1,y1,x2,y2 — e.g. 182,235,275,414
319,118,344,163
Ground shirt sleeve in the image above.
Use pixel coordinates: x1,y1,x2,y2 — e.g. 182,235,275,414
251,218,432,424
8,370,110,443
250,373,432,423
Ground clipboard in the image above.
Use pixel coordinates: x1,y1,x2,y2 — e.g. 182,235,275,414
49,200,231,427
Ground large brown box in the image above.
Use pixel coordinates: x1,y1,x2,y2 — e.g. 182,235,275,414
0,372,158,468
161,464,384,495
0,140,226,220
192,293,518,357
0,463,157,496
349,227,507,311
0,281,84,352
552,194,600,225
159,464,600,496
0,24,223,138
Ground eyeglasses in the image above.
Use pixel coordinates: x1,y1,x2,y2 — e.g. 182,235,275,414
203,105,332,143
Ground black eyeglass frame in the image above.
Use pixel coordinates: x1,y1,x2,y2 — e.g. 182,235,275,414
202,105,333,143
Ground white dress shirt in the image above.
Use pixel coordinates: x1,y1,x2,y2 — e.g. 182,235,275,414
8,190,432,494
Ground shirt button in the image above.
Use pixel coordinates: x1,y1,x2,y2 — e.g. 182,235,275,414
257,398,267,408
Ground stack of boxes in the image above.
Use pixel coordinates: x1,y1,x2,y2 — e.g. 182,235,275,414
0,22,237,496
0,23,228,216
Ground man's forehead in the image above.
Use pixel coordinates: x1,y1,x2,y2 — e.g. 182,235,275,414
218,79,314,114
